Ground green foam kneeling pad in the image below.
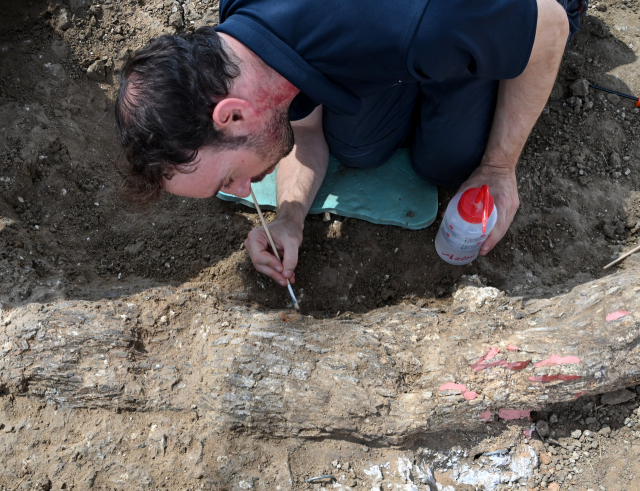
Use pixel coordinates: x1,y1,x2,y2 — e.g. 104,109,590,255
217,149,438,230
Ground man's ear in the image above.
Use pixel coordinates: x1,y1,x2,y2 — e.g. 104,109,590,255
212,98,256,136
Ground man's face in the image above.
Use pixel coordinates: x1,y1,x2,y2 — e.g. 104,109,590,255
164,105,295,198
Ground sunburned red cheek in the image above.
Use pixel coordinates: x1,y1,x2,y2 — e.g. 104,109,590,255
254,81,299,111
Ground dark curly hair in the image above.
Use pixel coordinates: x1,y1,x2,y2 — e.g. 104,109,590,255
115,27,241,204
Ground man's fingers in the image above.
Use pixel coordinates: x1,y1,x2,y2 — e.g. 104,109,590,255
480,228,504,255
244,223,300,285
280,239,299,279
480,203,514,255
253,262,295,286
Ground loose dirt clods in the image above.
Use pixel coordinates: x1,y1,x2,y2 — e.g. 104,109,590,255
2,0,640,490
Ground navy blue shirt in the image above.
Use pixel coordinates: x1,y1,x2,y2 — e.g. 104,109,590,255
215,0,537,121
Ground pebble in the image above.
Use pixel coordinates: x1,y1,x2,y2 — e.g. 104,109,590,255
601,388,635,406
599,426,611,437
540,452,552,465
537,420,550,436
570,79,590,97
86,60,106,81
571,429,582,439
606,93,621,105
548,483,561,491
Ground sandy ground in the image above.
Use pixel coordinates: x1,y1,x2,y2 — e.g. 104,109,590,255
1,0,640,489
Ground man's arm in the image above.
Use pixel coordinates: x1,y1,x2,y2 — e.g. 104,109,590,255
459,0,569,255
245,105,328,285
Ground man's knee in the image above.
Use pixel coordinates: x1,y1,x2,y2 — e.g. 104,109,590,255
331,149,390,169
412,137,485,188
326,135,399,169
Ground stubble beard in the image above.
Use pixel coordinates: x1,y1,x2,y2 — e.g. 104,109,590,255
249,105,295,179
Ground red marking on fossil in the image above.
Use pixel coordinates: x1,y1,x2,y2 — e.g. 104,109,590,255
503,360,530,371
480,409,492,422
471,346,500,371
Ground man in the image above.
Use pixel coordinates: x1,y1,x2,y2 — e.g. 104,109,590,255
116,0,580,288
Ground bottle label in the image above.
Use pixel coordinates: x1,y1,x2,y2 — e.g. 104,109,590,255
441,215,487,251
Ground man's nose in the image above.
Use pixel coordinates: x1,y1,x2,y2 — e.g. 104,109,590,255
233,178,252,198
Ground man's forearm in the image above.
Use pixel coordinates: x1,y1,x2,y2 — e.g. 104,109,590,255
482,0,569,171
276,106,329,227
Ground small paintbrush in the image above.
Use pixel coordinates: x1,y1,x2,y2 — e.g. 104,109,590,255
250,189,300,310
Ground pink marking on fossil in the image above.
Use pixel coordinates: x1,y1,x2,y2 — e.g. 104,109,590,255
523,428,533,438
439,383,467,392
574,391,585,398
606,310,630,322
503,360,530,371
534,354,581,368
498,409,531,420
471,346,500,371
463,391,478,400
528,374,581,383
480,409,492,422
507,345,520,351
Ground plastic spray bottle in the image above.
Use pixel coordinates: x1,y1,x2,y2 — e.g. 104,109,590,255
435,184,498,265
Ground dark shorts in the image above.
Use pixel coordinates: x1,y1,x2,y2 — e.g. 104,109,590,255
323,0,587,188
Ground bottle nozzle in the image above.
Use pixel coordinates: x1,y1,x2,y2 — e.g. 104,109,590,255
480,185,490,234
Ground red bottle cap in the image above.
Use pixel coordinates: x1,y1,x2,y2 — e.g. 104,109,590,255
457,185,495,233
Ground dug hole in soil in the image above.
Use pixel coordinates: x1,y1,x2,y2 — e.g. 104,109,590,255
1,0,640,490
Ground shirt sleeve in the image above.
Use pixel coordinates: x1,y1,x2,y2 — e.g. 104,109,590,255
408,0,538,82
288,92,320,121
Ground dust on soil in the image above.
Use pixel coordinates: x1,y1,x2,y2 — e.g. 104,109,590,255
1,0,640,489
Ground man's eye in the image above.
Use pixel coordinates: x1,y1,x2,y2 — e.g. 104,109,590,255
223,179,233,189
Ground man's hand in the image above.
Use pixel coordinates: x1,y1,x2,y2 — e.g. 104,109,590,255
244,106,329,286
457,163,519,256
244,217,303,286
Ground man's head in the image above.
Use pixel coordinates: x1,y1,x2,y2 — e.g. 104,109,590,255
115,27,295,203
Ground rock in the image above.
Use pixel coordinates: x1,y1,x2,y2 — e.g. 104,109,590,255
607,93,620,105
598,426,611,437
570,79,590,97
609,152,622,168
194,12,219,29
169,11,184,28
35,477,52,491
549,83,564,101
601,388,635,405
57,9,71,31
548,483,561,491
540,452,552,465
571,429,582,439
549,414,559,424
602,224,616,239
86,60,106,81
536,421,550,437
125,241,145,256
114,48,131,74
